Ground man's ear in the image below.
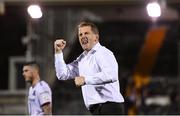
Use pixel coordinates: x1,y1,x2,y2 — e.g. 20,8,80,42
32,68,38,76
95,34,99,41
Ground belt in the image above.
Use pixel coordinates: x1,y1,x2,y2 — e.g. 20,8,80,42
89,102,124,114
89,101,124,113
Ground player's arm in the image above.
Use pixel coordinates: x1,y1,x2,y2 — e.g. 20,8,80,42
42,102,52,115
38,90,52,115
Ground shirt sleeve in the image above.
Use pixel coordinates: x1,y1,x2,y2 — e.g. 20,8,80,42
55,53,78,80
38,91,51,106
85,49,119,85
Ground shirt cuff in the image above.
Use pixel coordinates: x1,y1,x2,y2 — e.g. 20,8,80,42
84,75,93,85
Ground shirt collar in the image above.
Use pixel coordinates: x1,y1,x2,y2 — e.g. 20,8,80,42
91,42,101,51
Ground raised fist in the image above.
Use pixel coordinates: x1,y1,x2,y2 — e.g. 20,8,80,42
54,39,66,53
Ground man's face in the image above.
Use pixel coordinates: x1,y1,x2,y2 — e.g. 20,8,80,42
22,66,33,83
78,26,98,51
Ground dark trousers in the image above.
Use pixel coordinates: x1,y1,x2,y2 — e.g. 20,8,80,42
89,101,124,115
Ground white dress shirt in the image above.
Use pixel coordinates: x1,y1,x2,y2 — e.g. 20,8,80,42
28,81,52,115
55,42,124,109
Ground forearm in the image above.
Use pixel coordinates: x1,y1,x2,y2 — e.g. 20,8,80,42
55,53,78,80
55,53,68,80
85,70,118,85
42,103,52,115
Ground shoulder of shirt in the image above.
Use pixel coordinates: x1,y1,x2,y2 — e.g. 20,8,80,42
96,44,113,55
35,81,51,92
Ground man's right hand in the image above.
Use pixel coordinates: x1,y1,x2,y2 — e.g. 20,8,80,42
54,39,66,54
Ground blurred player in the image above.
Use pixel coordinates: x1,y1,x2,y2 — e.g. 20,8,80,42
22,61,52,115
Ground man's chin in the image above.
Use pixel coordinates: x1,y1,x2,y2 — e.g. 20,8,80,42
82,46,87,50
82,46,90,51
83,48,90,52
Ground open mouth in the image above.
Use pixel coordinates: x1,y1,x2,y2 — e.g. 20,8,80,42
81,37,88,45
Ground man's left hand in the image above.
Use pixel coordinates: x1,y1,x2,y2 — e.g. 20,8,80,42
74,76,85,87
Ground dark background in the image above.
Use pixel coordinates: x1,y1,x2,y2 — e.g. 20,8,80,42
0,0,179,115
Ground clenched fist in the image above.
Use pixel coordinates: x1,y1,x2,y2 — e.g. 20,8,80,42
54,39,66,53
74,76,85,87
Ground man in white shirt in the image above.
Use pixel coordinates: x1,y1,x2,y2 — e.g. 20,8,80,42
54,21,124,114
23,61,52,115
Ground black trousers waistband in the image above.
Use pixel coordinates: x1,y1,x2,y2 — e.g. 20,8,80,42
89,101,124,115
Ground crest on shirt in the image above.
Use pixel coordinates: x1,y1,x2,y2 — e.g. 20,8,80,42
40,92,50,101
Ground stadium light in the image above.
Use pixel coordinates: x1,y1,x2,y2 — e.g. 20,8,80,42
0,0,5,15
27,4,42,19
146,2,161,18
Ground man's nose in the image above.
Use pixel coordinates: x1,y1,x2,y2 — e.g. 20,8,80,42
82,35,87,39
81,33,87,37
